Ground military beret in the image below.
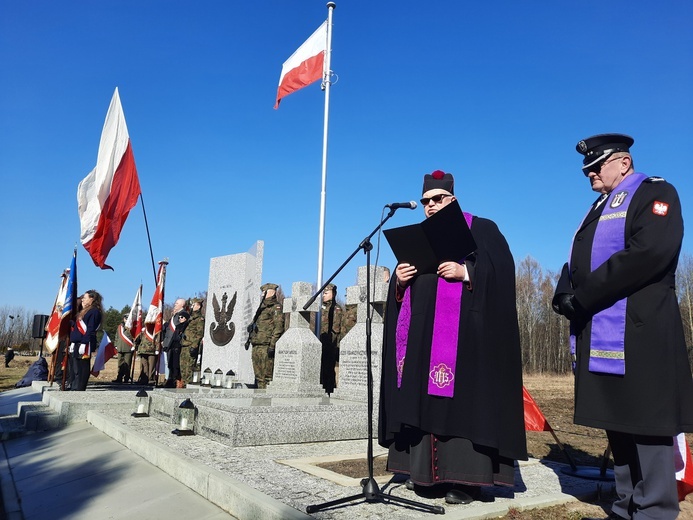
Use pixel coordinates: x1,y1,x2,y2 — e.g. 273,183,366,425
422,170,454,195
324,283,336,291
576,133,634,171
190,298,204,305
261,283,278,291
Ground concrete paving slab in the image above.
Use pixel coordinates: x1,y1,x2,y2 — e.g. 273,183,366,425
1,422,237,520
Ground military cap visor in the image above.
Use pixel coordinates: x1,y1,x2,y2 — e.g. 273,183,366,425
577,133,634,171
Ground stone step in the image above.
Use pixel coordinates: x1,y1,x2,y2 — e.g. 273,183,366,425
17,401,62,431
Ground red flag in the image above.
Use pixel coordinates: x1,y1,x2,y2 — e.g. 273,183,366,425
90,332,117,377
125,284,143,339
523,386,553,432
274,21,327,109
675,433,693,501
78,87,141,269
144,261,167,341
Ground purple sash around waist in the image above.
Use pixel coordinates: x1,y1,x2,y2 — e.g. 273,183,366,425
395,212,473,397
570,173,647,375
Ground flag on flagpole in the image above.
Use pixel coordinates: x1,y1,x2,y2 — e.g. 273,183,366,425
90,332,117,377
45,249,78,353
125,284,143,339
144,261,167,341
274,21,327,109
523,386,553,432
77,87,142,270
675,433,693,501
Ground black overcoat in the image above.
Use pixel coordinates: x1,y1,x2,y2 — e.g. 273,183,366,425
378,217,527,461
554,176,693,436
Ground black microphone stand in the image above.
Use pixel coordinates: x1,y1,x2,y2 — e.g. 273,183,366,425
304,207,444,515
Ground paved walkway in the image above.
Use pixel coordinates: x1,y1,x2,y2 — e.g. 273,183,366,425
0,384,607,520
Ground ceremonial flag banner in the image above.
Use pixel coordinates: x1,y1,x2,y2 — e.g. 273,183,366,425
91,332,116,377
523,386,553,432
675,433,693,501
145,262,167,341
125,284,143,339
77,87,142,269
45,250,77,353
274,21,327,108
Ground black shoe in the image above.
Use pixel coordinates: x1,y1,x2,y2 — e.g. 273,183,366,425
111,378,122,383
445,485,479,505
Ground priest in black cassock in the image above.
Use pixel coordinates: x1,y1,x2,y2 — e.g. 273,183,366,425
379,170,527,505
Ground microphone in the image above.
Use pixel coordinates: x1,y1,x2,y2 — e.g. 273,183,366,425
385,201,417,210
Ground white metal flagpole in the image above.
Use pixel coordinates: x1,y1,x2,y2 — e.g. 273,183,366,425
314,1,336,331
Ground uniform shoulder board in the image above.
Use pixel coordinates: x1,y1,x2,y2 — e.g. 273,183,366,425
645,176,666,183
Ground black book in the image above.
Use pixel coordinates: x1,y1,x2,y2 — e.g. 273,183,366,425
383,199,477,274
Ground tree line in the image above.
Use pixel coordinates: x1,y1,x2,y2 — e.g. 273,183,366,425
3,262,693,372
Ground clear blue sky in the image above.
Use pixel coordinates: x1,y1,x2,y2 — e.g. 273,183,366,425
1,0,692,314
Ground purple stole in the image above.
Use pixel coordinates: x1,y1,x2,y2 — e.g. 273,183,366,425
570,173,647,375
395,212,473,398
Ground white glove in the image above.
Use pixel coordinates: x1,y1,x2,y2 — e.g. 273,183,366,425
155,350,159,355
68,343,75,353
78,344,87,356
130,346,135,352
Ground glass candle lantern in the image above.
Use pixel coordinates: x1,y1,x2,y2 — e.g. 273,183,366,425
214,369,224,387
132,389,149,417
172,398,195,436
224,369,236,389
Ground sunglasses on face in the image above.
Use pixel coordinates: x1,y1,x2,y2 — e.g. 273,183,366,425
420,193,452,205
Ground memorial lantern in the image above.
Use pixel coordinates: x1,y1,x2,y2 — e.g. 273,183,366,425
132,390,149,417
224,369,237,389
213,369,224,387
172,398,195,436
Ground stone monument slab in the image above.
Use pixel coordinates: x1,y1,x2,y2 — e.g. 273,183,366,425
203,241,263,385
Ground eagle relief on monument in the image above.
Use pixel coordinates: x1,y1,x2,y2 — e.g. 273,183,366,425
210,291,237,346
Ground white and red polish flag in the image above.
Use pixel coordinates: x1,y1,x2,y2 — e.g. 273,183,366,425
125,284,143,339
675,433,693,500
274,21,327,109
90,332,117,377
77,87,142,270
144,261,167,342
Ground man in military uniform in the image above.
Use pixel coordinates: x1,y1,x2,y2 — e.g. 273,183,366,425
319,283,343,394
180,297,205,386
137,332,158,384
112,315,135,383
554,134,693,520
247,283,284,389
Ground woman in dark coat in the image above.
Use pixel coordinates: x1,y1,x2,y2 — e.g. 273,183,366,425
69,290,103,391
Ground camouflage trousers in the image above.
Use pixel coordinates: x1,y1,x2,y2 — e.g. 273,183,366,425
251,344,274,389
179,347,195,384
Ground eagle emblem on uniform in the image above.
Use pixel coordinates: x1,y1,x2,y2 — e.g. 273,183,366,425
210,291,237,346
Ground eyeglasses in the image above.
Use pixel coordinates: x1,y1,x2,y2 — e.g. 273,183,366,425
584,155,622,176
420,193,452,205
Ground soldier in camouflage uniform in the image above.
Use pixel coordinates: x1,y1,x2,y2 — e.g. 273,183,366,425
113,315,136,383
180,298,205,386
320,283,343,394
137,332,159,384
342,304,357,337
247,283,284,389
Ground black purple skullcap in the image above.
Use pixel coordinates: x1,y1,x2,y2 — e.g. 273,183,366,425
422,170,454,195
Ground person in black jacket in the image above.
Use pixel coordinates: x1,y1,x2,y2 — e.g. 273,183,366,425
162,298,189,388
69,290,103,391
554,134,693,520
4,348,14,367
